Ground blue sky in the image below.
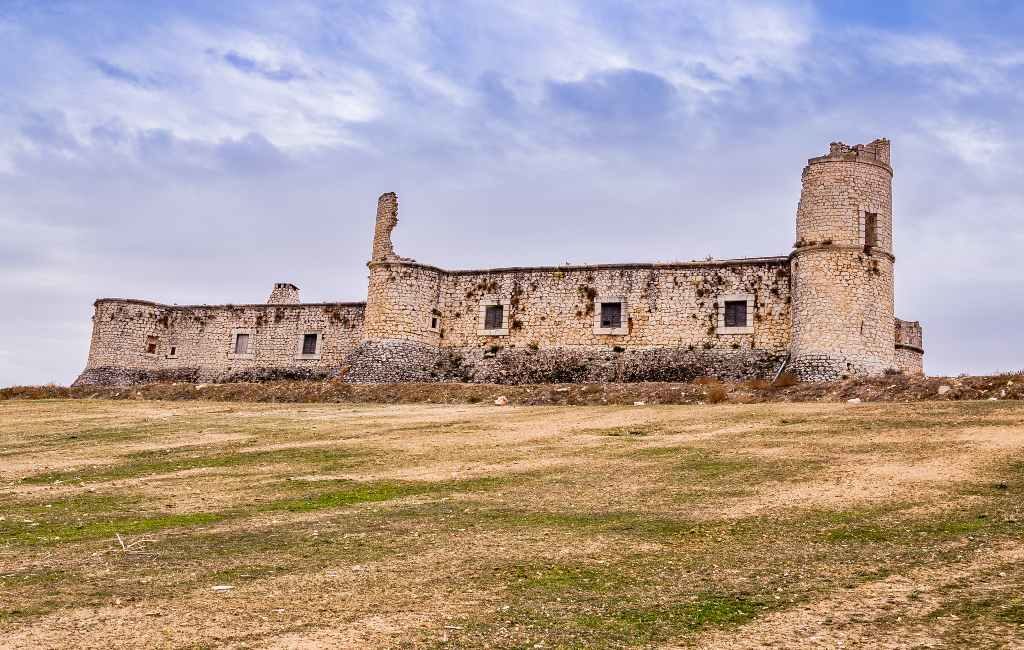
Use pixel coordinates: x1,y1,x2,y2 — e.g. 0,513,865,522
2,0,1023,385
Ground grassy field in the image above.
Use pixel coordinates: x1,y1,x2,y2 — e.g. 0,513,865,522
1,399,1022,648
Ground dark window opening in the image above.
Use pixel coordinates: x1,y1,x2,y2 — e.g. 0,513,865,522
865,212,878,247
302,333,318,355
234,333,250,354
484,304,504,330
724,301,748,328
169,346,177,356
600,302,622,328
431,317,439,329
145,336,158,354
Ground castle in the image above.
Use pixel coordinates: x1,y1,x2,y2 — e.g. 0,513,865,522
75,139,924,386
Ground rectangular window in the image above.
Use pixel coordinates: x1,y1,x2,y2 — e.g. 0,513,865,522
301,333,318,355
145,336,158,354
169,346,177,357
233,333,250,355
484,304,504,330
865,212,878,247
600,302,622,329
431,316,439,330
724,301,747,328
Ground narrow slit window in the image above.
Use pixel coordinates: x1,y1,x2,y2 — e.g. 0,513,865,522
169,346,177,356
865,212,878,247
233,333,250,354
301,333,318,355
484,304,504,330
600,302,622,329
431,317,439,329
724,301,747,328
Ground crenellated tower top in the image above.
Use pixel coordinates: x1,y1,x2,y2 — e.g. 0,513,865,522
804,138,891,174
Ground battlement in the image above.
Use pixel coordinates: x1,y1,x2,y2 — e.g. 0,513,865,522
807,138,891,170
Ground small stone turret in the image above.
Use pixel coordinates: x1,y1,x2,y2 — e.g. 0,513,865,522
267,282,300,304
789,138,896,379
895,319,924,375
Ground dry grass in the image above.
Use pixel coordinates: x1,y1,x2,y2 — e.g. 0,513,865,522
0,399,1022,648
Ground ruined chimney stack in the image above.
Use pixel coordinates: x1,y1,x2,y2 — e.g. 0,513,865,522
267,282,300,304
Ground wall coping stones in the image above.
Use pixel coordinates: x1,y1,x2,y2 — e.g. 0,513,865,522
93,298,367,309
367,256,791,276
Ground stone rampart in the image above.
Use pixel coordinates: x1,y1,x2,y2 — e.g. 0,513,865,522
74,298,365,385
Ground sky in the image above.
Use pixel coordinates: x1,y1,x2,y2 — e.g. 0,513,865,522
1,0,1023,386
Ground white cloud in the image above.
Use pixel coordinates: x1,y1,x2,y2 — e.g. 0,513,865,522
4,18,384,156
920,117,1007,166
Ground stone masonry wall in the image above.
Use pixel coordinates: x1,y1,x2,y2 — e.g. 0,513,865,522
362,262,442,346
340,258,793,383
790,250,896,378
75,299,365,385
435,260,791,352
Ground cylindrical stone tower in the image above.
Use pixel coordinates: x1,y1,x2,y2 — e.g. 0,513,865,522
347,192,443,382
789,139,896,380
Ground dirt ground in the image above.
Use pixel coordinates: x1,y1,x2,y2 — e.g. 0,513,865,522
1,399,1022,648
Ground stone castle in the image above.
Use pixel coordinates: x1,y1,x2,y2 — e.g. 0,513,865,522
75,138,924,386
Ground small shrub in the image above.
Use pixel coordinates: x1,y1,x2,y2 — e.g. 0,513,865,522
772,371,799,388
527,341,540,351
883,367,903,376
705,383,728,404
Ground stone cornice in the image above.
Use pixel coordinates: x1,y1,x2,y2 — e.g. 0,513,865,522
805,155,894,177
789,245,896,264
895,343,925,354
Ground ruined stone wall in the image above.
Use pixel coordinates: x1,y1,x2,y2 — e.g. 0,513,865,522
371,192,399,262
790,139,897,380
75,299,365,385
435,260,791,351
341,258,793,383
